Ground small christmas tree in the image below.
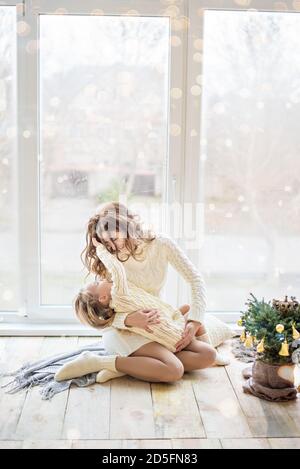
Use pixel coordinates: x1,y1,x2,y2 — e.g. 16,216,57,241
238,293,300,365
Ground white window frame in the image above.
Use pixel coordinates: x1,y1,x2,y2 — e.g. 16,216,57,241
1,0,294,331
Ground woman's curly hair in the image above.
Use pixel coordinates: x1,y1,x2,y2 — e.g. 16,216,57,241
81,201,156,280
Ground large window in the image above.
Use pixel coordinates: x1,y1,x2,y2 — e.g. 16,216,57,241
39,14,170,305
199,9,300,313
1,0,299,325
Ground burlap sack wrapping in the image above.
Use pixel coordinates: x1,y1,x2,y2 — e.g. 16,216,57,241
242,360,297,401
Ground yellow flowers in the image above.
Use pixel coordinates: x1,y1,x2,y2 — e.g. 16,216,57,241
276,324,284,333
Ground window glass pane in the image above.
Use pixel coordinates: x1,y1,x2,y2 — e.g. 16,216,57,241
39,15,170,305
200,10,300,312
0,6,17,311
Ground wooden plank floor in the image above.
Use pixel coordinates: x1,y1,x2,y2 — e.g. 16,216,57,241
0,336,299,449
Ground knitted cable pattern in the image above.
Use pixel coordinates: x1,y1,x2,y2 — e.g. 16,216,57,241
114,233,207,324
96,244,186,352
155,233,207,323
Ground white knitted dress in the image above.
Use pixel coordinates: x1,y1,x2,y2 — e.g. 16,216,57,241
100,232,207,356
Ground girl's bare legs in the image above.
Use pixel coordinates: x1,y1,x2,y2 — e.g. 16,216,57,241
114,342,184,383
174,338,217,372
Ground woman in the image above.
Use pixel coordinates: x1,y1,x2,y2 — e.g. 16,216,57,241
78,201,226,383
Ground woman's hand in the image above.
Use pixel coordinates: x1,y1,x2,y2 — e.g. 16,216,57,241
92,235,116,252
175,321,200,352
92,237,101,248
125,309,161,333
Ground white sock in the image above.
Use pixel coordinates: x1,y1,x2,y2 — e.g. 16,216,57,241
96,369,126,383
54,351,119,382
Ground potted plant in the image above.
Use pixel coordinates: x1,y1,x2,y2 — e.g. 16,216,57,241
238,293,300,401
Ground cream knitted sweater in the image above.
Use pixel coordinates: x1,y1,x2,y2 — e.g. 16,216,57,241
110,232,207,327
96,243,186,352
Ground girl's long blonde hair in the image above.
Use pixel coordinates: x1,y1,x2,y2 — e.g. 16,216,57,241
81,201,156,280
74,288,115,330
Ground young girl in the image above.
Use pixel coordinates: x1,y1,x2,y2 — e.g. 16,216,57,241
55,238,211,382
86,238,204,350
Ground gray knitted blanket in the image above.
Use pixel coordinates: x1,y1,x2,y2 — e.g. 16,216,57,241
0,341,110,400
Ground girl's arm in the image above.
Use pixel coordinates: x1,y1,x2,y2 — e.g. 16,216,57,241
157,233,207,325
95,242,129,297
93,240,132,330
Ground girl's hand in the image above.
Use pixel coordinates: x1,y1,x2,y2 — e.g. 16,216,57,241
125,309,161,333
175,322,198,352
